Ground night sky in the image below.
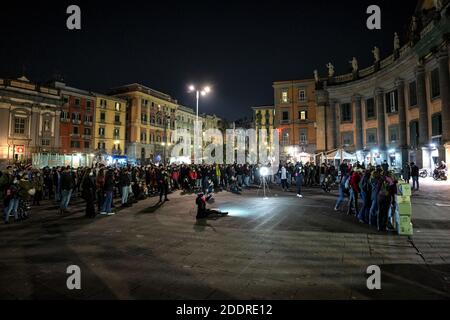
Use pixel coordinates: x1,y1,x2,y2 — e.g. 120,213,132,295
0,0,415,121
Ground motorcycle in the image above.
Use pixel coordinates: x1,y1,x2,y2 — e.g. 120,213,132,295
419,169,428,178
433,169,448,181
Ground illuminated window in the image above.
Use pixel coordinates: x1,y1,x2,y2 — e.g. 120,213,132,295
115,102,121,111
299,90,306,102
281,90,288,103
299,110,308,121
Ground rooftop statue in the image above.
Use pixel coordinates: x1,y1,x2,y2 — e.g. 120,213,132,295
434,0,443,11
372,46,380,63
326,63,335,78
349,57,359,72
394,32,400,51
314,70,319,83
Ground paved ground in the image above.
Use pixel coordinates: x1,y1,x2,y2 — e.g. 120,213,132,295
1,178,450,300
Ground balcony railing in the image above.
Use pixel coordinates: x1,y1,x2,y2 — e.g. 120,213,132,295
84,121,92,126
280,120,291,125
70,133,80,138
83,135,91,140
60,118,70,123
72,119,81,125
114,121,122,125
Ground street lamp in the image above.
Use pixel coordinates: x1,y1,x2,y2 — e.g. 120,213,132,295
188,85,211,121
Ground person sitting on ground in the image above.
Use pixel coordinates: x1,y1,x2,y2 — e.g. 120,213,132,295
195,193,228,219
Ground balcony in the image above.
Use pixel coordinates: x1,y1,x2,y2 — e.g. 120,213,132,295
72,119,81,125
98,134,105,139
114,121,122,125
280,120,291,125
60,118,70,123
83,135,92,140
84,121,92,126
113,135,120,140
99,119,106,124
70,133,80,138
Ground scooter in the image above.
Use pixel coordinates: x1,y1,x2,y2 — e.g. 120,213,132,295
433,169,448,181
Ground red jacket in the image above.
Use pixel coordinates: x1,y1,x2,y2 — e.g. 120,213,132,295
349,172,361,193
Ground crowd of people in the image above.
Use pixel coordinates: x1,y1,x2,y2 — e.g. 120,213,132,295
0,159,435,229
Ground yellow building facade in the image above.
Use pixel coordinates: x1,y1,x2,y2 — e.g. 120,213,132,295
92,93,127,159
110,83,177,164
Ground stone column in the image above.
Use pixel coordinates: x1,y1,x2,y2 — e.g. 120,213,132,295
437,48,450,165
326,100,337,150
416,65,429,146
353,94,363,152
375,88,386,154
396,79,408,166
54,110,61,149
416,64,430,169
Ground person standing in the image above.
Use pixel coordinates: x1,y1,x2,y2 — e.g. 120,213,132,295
101,169,115,215
294,163,304,198
410,162,419,191
32,170,43,206
59,166,74,215
81,168,96,218
280,165,288,191
382,160,389,174
347,168,362,215
96,168,105,213
157,167,169,202
402,162,411,184
119,168,131,207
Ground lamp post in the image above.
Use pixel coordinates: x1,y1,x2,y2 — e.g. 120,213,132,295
188,85,211,121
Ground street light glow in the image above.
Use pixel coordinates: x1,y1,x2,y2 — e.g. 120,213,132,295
188,85,195,92
201,91,206,96
204,86,211,93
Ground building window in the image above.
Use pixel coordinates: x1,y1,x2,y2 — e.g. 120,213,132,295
141,113,148,123
340,103,352,122
409,81,417,107
409,120,419,147
61,111,69,120
63,96,69,104
98,142,105,150
98,127,105,136
84,141,90,149
341,132,354,146
299,128,308,144
140,131,147,143
74,98,80,106
115,102,121,111
42,139,50,146
282,111,289,121
14,117,26,134
100,112,106,122
432,113,442,137
113,128,120,138
389,126,399,143
366,128,377,145
299,90,306,102
100,99,107,108
299,110,308,121
281,90,288,103
84,128,91,136
73,127,79,134
86,100,92,110
385,90,398,113
366,98,376,119
70,141,81,148
431,68,440,99
84,115,93,123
